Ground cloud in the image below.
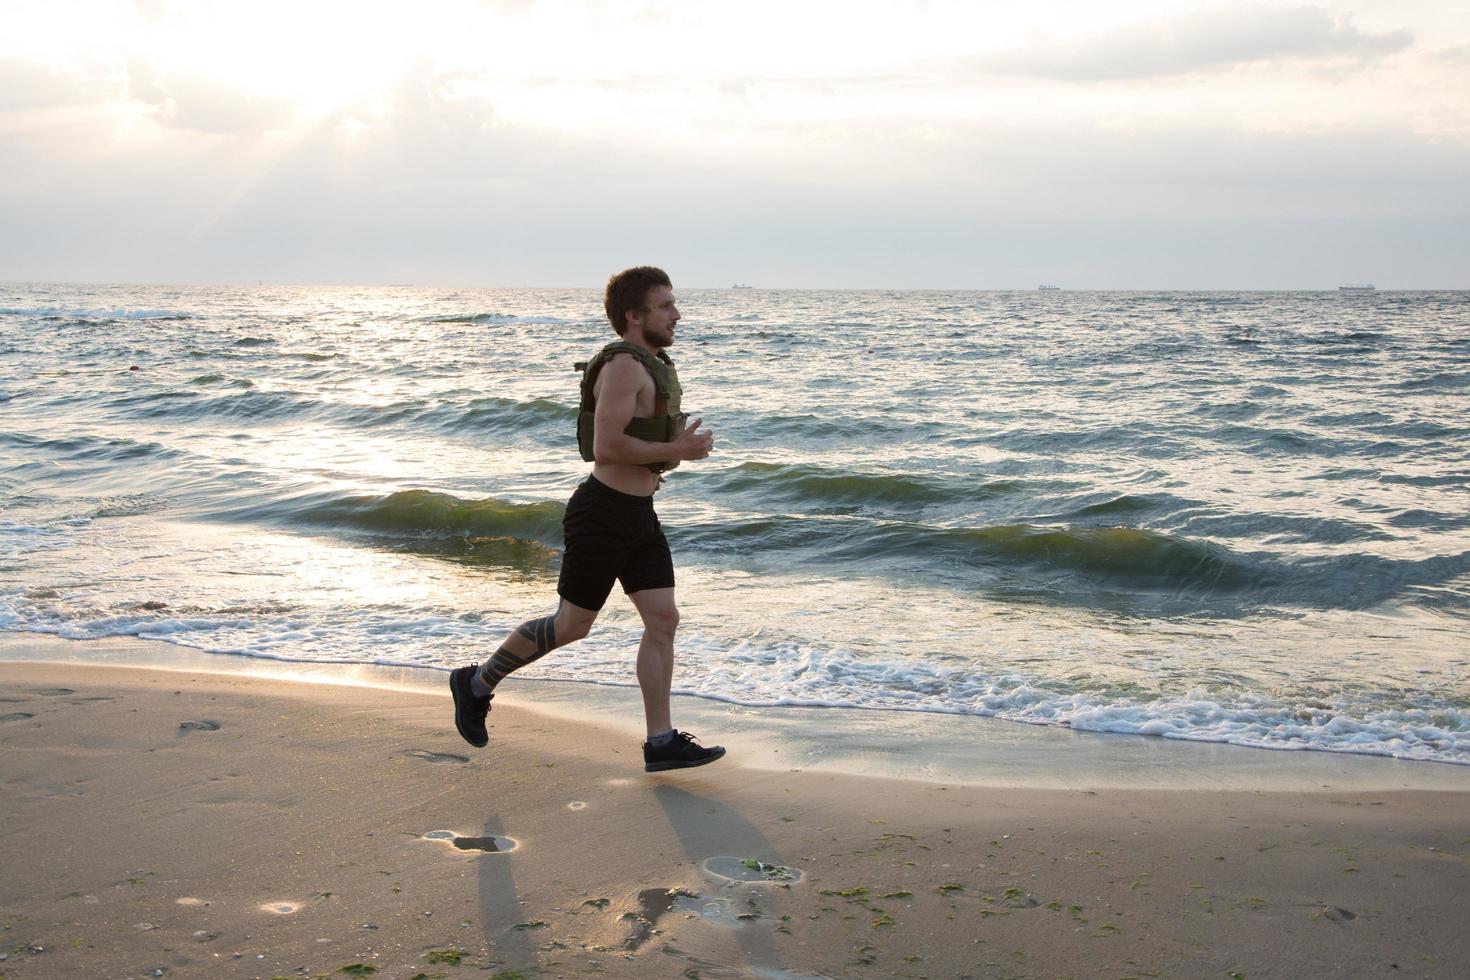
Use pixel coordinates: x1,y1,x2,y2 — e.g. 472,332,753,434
125,65,299,134
978,4,1413,82
1432,42,1470,66
0,56,119,111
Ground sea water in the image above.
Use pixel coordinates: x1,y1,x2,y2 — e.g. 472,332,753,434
2,283,1467,763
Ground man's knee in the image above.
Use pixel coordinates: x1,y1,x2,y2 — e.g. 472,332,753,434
641,603,680,637
557,617,592,645
553,604,595,645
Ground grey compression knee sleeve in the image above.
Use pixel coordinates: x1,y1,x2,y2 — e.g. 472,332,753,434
476,607,559,693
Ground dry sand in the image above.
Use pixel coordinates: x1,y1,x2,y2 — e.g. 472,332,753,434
2,659,1468,980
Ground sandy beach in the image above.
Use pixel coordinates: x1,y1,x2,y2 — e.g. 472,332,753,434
2,654,1469,980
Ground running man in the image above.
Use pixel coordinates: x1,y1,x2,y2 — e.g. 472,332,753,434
449,266,726,772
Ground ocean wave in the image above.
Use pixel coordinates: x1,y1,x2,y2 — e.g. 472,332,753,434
296,489,565,543
701,461,962,506
429,396,573,434
88,385,569,437
1396,371,1470,391
676,516,1468,610
188,373,254,388
423,312,572,325
0,432,185,464
743,412,943,442
1032,494,1174,520
675,515,1265,597
925,523,1259,589
0,306,193,320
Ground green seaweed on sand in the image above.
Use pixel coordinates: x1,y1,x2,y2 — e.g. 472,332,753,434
337,966,377,976
738,858,798,882
425,949,464,964
873,833,915,852
938,883,964,894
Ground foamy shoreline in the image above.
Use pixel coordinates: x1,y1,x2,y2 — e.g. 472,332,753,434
3,633,1468,793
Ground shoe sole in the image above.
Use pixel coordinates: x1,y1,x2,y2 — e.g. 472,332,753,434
645,747,726,773
450,668,489,748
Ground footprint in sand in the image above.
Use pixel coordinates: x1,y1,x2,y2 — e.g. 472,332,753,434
178,720,222,732
701,856,804,884
421,829,518,852
0,712,34,722
403,749,468,764
622,888,717,949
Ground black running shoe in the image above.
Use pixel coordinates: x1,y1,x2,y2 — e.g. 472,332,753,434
450,665,491,747
643,730,726,772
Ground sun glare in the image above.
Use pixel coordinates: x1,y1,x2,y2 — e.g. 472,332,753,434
125,2,423,124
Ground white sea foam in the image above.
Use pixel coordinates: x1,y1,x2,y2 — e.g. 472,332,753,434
0,306,192,320
2,605,1465,765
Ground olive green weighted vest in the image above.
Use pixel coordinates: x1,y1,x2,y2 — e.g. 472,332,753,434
575,341,688,473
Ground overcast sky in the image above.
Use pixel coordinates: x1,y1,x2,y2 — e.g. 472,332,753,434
2,0,1466,288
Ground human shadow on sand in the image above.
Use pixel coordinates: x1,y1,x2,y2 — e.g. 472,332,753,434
474,815,539,973
652,783,806,978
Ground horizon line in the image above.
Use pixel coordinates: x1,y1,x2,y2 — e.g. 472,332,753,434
3,278,1467,293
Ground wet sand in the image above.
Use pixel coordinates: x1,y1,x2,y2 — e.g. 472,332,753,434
2,658,1469,979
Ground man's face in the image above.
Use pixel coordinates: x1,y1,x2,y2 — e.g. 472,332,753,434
630,285,679,348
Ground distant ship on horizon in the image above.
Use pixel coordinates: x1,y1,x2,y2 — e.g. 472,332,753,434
1338,283,1376,292
1038,284,1061,291
732,283,753,289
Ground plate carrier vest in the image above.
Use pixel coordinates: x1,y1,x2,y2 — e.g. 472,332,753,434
575,341,687,473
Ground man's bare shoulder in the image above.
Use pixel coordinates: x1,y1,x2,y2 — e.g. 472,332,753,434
601,351,652,385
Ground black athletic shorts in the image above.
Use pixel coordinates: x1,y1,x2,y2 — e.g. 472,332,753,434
556,475,675,611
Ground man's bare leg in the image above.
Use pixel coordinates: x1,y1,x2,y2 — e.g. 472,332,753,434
630,587,678,736
630,587,725,771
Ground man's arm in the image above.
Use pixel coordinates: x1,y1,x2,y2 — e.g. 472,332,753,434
593,354,713,466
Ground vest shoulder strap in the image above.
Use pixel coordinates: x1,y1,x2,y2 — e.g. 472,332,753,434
588,341,672,397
